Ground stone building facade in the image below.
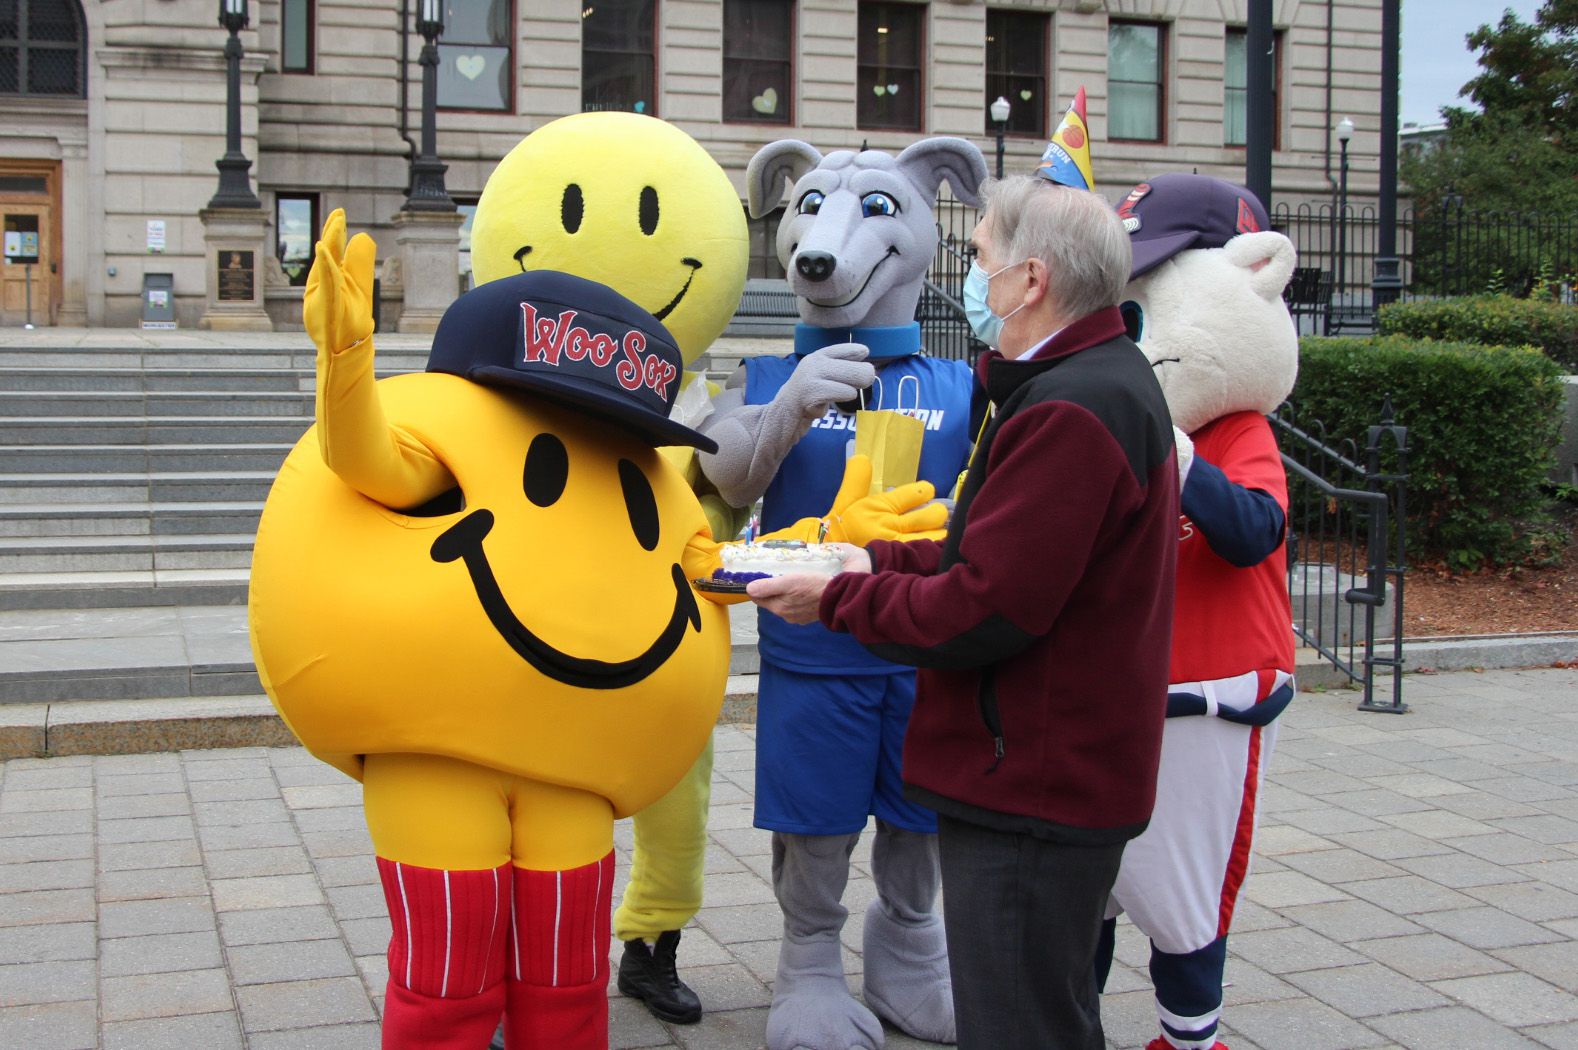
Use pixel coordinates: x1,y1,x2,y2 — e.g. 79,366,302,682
2,0,1386,329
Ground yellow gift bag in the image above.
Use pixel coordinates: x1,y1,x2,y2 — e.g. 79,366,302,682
853,373,925,496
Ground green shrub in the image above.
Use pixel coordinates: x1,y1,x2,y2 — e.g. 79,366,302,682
1292,335,1565,570
1378,295,1578,372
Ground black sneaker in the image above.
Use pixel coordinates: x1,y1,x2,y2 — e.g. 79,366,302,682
617,929,703,1024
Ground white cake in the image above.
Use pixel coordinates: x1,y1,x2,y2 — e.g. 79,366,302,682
716,540,843,582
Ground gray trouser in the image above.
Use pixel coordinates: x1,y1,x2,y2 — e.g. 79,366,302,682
936,813,1125,1050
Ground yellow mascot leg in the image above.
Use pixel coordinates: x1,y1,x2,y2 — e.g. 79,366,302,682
612,735,713,1024
362,754,617,1050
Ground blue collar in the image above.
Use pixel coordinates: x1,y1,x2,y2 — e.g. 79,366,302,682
793,322,922,360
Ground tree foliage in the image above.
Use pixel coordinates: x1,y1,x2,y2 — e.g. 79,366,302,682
1404,3,1578,209
1403,2,1578,292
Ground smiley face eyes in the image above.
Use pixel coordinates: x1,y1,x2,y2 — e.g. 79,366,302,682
639,186,659,236
523,433,569,507
618,459,660,551
562,184,584,234
523,436,659,550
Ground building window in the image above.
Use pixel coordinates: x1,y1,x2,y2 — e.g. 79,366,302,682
857,2,923,132
0,0,87,97
437,0,513,112
984,9,1048,138
1108,20,1165,142
583,0,657,115
282,0,314,74
275,194,320,288
724,0,793,125
1224,28,1281,148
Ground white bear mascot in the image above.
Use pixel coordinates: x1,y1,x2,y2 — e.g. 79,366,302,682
1092,174,1299,1050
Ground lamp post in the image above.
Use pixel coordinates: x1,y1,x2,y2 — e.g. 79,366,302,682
208,0,260,209
406,0,455,211
1335,116,1353,310
989,96,1010,179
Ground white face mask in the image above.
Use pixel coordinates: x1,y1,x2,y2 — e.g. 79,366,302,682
963,260,1026,347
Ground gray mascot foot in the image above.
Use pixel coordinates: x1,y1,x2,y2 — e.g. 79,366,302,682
767,934,885,1050
861,897,955,1044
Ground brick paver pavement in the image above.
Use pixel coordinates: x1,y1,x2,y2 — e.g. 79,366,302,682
2,665,1576,1049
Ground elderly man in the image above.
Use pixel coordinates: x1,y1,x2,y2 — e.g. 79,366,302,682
750,176,1178,1050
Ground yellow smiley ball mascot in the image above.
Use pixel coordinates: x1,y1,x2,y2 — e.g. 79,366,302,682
248,207,736,1048
468,112,747,1027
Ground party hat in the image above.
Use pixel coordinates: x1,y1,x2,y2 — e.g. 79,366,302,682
1036,87,1095,191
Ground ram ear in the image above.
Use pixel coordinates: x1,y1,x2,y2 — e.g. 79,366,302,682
894,137,990,207
1225,231,1298,302
746,140,823,219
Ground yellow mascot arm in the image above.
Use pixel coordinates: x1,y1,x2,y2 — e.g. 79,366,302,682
306,209,455,509
766,455,951,546
682,531,751,606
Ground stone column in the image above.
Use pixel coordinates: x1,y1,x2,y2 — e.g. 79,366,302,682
392,208,464,333
198,206,273,331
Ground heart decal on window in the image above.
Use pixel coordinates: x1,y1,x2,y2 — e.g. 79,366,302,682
752,87,779,114
1019,89,1033,101
455,54,486,80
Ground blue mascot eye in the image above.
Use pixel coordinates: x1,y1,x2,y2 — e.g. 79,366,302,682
797,190,824,215
1120,300,1144,342
861,192,899,218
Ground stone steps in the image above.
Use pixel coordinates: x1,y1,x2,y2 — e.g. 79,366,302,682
0,602,762,707
0,390,316,417
1,442,293,473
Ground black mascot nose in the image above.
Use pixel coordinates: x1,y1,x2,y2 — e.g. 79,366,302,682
795,251,837,283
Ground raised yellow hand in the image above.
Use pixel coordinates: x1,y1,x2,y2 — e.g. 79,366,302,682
303,208,377,357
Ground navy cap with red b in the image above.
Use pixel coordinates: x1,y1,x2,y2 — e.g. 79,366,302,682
426,270,717,454
1118,173,1271,280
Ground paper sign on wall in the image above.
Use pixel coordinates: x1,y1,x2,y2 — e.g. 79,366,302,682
147,220,166,254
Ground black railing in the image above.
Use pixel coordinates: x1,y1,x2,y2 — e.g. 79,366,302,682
1271,400,1409,712
1273,201,1578,336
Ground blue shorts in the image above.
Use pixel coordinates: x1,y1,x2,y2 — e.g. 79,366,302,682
754,661,937,836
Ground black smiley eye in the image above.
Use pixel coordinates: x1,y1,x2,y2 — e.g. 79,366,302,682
523,433,569,507
618,459,659,551
639,186,659,236
562,183,584,234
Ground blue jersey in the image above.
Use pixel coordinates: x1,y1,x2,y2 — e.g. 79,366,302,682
745,350,974,674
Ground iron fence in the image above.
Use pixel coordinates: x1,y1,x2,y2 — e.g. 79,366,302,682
1271,399,1409,712
1273,201,1578,336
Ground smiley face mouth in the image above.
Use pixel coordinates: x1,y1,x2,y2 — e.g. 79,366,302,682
513,250,701,323
431,508,702,690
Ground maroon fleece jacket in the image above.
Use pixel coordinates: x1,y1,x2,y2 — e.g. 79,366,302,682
819,307,1178,844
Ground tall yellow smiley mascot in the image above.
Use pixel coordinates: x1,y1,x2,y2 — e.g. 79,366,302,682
248,208,735,1049
467,112,748,1027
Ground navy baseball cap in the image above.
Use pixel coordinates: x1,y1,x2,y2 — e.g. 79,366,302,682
427,270,716,453
1117,173,1271,279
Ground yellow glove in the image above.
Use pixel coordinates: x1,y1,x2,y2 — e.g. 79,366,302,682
304,208,376,357
765,454,949,546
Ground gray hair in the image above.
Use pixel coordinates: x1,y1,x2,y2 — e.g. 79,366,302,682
979,175,1132,321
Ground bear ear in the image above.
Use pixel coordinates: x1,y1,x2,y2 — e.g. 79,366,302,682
746,140,823,219
1224,231,1297,302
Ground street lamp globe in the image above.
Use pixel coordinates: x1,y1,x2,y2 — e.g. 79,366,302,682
417,0,444,40
989,96,1011,125
218,0,248,32
1335,116,1354,144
